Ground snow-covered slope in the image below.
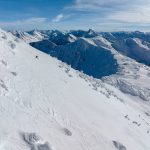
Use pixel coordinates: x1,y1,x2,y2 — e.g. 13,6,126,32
46,30,77,45
70,29,98,38
1,28,150,150
10,30,43,43
111,37,150,65
49,37,118,78
102,31,150,65
30,40,57,54
10,30,77,45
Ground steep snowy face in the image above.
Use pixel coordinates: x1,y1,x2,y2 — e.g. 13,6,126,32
70,29,98,38
102,31,150,42
30,40,57,53
48,31,77,45
30,29,78,45
30,30,44,39
11,30,78,46
28,35,118,78
111,38,150,65
50,38,118,78
10,30,43,43
102,31,150,65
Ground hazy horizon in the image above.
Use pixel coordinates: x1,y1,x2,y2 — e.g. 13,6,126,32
0,0,150,31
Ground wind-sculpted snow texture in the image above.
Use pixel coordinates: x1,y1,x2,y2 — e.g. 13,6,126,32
1,28,150,150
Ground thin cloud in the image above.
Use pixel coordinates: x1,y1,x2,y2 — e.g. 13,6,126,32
66,0,150,24
108,6,150,23
73,0,148,10
52,13,73,23
0,17,48,26
52,14,64,23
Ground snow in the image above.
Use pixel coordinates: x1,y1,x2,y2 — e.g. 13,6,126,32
10,30,42,43
30,40,57,54
1,28,150,150
102,31,150,65
70,29,98,38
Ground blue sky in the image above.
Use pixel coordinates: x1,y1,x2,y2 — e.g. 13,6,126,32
0,0,150,31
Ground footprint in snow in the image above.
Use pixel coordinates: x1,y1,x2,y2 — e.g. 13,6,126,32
22,132,53,150
1,60,7,67
0,80,8,92
113,141,127,150
14,38,20,43
1,34,7,40
8,41,16,49
11,71,18,76
132,121,141,126
145,112,150,117
62,128,72,136
147,130,149,134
